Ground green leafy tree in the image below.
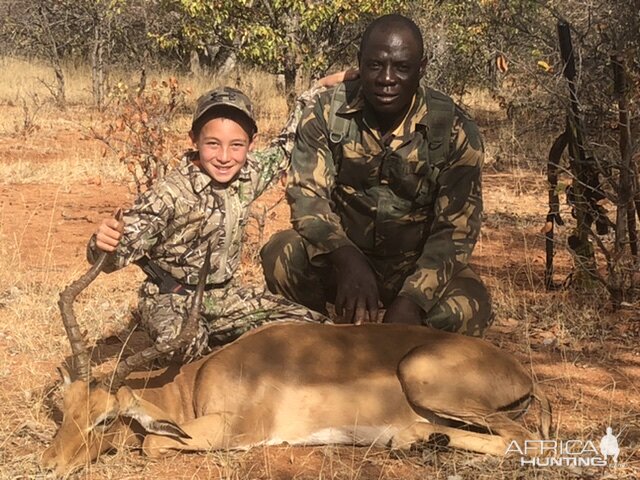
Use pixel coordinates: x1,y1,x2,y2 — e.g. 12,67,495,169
153,0,410,108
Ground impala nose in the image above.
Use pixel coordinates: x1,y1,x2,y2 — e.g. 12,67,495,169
41,447,81,477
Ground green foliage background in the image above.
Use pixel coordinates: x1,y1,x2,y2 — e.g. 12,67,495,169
2,1,637,99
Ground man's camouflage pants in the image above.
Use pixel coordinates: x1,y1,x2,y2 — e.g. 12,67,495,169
260,229,493,337
137,280,328,362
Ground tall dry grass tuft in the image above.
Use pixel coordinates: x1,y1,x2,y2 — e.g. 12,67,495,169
0,149,130,185
0,57,95,106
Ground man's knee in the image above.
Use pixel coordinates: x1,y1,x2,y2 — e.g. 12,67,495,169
260,229,333,313
422,269,493,337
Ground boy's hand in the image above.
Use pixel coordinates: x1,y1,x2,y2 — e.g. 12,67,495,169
95,216,124,252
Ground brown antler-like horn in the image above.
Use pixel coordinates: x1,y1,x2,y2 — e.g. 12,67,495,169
59,209,123,382
107,241,213,391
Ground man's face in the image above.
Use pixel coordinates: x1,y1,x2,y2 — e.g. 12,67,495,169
359,28,425,122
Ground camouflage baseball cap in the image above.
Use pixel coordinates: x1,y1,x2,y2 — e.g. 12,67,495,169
192,86,257,133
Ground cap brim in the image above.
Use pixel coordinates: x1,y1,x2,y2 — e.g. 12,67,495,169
192,102,257,133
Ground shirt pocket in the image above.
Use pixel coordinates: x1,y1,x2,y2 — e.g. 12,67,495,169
412,161,439,207
335,141,381,191
381,152,436,207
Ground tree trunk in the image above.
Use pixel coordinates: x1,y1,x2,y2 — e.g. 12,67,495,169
283,11,300,111
284,64,297,112
613,54,633,254
189,49,202,77
217,51,237,77
52,62,66,108
91,19,106,110
610,52,635,306
557,21,599,289
38,3,66,108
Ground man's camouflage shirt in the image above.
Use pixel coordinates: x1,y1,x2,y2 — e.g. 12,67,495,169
86,86,323,286
287,78,484,313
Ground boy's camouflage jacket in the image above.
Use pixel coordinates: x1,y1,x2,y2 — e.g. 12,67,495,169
87,148,281,285
86,86,323,286
287,78,484,314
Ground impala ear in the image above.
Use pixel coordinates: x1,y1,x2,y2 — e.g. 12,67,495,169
115,386,192,440
57,366,72,387
139,419,192,440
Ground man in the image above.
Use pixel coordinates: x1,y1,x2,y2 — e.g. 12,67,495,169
261,14,492,336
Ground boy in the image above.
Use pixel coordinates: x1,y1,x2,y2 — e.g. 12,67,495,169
89,84,334,361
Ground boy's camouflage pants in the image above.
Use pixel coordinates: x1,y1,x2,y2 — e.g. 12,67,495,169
260,229,493,337
137,280,328,362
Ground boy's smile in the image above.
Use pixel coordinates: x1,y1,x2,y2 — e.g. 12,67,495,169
191,117,254,184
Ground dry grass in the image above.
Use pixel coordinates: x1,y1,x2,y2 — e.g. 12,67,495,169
0,57,91,106
0,57,638,479
0,56,288,187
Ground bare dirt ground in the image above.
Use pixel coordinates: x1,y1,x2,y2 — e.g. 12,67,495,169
0,96,638,479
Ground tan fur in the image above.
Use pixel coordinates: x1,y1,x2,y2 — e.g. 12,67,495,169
42,322,551,475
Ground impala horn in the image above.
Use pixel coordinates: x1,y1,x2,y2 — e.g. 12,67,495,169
105,241,213,392
58,209,123,382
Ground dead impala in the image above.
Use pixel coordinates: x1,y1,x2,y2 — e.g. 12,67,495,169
41,246,551,475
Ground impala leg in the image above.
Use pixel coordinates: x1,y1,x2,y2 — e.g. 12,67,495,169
396,342,540,456
463,412,541,444
143,413,238,457
461,412,544,456
391,422,508,455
